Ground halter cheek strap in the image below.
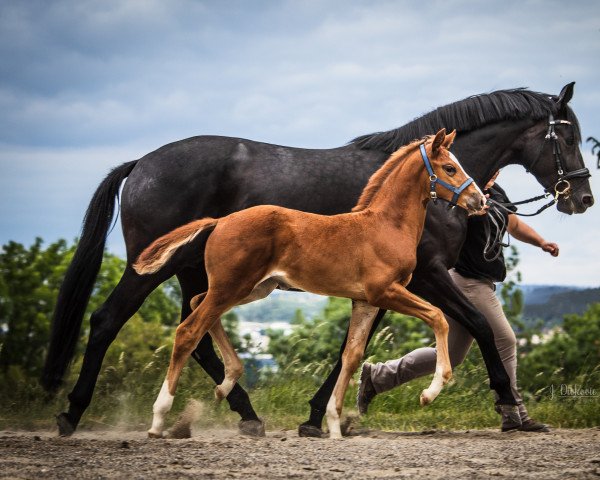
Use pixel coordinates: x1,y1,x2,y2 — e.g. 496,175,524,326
419,144,474,207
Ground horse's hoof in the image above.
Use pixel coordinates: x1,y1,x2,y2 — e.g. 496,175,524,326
147,431,164,439
56,413,75,437
238,419,265,437
298,423,323,438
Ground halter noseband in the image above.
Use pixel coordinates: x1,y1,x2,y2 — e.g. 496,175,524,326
419,143,474,208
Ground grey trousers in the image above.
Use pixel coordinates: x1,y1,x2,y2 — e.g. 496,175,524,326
369,269,529,420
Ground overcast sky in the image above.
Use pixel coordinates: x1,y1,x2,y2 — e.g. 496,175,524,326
1,0,599,286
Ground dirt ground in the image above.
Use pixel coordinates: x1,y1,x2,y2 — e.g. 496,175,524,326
1,427,599,479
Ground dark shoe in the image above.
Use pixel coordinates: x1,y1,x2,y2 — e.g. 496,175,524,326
518,419,550,432
357,362,376,415
499,404,522,432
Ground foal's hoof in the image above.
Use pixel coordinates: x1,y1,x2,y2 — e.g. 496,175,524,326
56,413,76,437
147,431,164,439
298,423,324,438
238,419,265,437
420,390,434,406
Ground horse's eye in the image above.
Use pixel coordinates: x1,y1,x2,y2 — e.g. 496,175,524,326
443,165,457,176
566,137,574,146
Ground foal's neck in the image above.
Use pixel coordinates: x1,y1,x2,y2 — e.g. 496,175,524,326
366,151,431,229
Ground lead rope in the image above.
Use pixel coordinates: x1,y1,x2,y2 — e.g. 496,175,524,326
487,196,556,217
483,204,509,262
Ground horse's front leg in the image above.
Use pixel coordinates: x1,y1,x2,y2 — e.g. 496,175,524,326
367,282,452,405
326,300,379,439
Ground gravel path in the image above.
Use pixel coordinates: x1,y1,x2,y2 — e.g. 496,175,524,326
1,428,599,479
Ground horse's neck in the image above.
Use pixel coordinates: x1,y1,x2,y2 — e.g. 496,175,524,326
366,153,430,230
453,118,536,186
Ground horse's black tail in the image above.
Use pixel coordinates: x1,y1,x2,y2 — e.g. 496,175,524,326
40,160,138,393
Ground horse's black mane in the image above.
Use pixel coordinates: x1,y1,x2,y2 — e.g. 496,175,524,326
351,88,581,153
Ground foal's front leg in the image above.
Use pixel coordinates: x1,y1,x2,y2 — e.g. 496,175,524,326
326,300,379,439
367,282,452,405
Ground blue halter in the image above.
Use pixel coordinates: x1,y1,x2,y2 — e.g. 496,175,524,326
419,143,474,208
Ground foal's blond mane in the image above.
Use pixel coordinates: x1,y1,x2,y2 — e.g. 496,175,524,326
352,138,427,212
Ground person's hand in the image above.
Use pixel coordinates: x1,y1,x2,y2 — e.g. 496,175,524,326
541,241,559,257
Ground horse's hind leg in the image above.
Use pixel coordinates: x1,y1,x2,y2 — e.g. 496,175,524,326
326,301,379,439
58,266,170,436
209,320,244,401
368,282,452,405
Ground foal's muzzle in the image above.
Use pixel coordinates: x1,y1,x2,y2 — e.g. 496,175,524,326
466,192,486,213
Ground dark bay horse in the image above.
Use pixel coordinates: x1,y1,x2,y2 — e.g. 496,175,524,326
42,83,593,437
134,131,485,438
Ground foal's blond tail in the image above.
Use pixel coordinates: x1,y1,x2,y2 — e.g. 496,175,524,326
133,218,219,275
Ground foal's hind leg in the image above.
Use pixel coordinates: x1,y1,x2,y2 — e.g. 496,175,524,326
148,292,230,438
367,282,452,405
326,301,379,439
179,268,262,433
209,320,244,401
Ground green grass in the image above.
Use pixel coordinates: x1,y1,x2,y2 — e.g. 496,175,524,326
1,361,598,433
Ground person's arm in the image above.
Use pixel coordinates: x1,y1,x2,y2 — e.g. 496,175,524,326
507,214,559,256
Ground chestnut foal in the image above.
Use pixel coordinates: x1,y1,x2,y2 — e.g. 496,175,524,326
134,129,485,438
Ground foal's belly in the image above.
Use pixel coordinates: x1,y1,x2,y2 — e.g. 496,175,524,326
267,270,367,301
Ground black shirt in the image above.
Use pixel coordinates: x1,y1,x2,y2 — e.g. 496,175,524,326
454,184,516,283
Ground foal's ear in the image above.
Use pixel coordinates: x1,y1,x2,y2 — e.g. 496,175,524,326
443,129,457,148
432,128,446,153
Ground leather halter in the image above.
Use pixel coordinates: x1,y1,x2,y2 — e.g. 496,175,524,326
528,113,591,198
419,144,474,208
491,114,592,217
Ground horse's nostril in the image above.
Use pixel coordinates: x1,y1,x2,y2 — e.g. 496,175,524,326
582,194,594,207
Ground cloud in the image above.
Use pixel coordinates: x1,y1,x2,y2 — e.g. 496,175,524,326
0,0,599,285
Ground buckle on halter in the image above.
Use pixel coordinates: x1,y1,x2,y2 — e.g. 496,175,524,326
554,179,571,200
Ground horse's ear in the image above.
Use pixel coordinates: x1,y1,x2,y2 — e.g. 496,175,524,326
432,128,446,154
443,129,457,148
556,82,575,108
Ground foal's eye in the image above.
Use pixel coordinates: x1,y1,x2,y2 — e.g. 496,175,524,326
443,165,457,176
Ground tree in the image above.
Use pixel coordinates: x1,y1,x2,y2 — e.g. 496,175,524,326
587,136,600,169
0,238,70,376
0,238,181,380
518,303,600,394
